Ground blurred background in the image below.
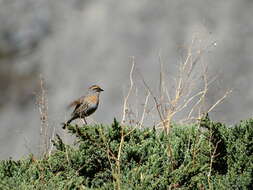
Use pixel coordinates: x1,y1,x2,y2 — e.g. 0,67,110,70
0,0,253,159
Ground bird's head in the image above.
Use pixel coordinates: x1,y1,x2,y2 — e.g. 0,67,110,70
88,85,104,93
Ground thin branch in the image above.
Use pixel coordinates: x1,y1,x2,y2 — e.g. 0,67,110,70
48,127,56,156
36,75,50,156
121,57,135,124
207,90,232,113
208,140,221,189
139,91,150,129
138,71,166,129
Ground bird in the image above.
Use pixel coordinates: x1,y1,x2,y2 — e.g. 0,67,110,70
62,85,104,128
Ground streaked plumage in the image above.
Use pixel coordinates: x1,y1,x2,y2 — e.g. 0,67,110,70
63,85,104,128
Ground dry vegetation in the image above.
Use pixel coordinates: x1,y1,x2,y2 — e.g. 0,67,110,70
2,36,252,190
121,37,231,134
25,35,248,190
35,75,55,156
106,37,233,189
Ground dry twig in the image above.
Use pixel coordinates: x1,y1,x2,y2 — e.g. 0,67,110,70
36,75,54,156
121,57,135,124
121,35,231,135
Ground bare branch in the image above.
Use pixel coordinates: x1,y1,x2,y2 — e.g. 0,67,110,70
138,91,150,129
36,74,51,156
207,90,232,113
121,57,135,124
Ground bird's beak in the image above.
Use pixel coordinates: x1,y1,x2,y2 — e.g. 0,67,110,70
100,88,104,92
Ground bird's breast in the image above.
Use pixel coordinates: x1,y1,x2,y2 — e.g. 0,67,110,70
86,95,99,104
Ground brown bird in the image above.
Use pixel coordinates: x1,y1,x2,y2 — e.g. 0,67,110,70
63,85,104,128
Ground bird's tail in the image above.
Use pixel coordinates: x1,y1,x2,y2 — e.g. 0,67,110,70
62,117,75,129
67,100,79,109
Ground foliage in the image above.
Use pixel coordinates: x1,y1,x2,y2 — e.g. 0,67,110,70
0,117,253,189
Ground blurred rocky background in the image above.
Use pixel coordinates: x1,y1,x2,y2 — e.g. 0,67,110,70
0,0,253,159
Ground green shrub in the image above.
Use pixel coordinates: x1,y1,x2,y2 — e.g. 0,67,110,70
0,117,253,189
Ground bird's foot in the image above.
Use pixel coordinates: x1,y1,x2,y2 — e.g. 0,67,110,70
81,118,87,125
61,122,68,129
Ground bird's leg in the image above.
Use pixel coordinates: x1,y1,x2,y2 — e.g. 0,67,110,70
81,117,87,125
84,117,87,124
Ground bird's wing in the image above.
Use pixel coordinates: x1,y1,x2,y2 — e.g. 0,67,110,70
68,95,86,108
72,101,89,116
